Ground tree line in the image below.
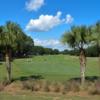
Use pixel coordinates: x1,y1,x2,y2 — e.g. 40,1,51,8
31,46,60,55
61,45,98,57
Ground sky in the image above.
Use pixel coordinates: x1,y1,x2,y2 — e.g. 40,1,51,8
0,0,100,51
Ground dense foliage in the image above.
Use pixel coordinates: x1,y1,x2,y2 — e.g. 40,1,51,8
31,46,60,55
61,45,98,57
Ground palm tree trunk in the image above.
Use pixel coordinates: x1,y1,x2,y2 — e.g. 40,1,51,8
80,62,86,86
5,50,11,82
79,49,86,86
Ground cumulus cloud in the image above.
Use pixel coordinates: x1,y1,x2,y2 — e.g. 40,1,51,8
26,11,74,32
26,0,44,11
26,11,63,32
66,14,74,24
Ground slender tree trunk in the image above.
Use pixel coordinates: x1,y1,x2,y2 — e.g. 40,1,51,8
79,49,86,86
5,49,11,82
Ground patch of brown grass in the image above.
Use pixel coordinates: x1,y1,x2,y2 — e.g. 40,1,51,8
1,79,100,96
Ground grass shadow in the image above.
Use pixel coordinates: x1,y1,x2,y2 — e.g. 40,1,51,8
0,62,3,65
69,76,100,82
13,75,44,82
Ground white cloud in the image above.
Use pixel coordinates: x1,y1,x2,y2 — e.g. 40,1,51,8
26,12,74,32
26,11,63,32
26,0,44,11
66,14,74,24
34,38,68,51
34,39,60,46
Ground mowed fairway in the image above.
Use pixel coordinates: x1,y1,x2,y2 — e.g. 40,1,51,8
0,55,99,81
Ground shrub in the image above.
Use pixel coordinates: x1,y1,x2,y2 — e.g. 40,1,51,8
22,80,34,91
63,81,80,93
40,81,50,92
21,79,100,95
88,80,100,95
48,82,60,92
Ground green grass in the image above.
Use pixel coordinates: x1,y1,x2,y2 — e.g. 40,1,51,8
0,92,100,100
0,55,100,100
0,55,99,81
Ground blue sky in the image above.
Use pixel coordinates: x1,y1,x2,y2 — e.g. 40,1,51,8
0,0,100,50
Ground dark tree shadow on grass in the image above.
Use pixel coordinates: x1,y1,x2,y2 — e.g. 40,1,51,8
0,62,3,65
12,75,44,82
69,76,100,83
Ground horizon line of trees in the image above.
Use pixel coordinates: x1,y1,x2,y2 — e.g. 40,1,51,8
61,45,99,57
0,45,60,60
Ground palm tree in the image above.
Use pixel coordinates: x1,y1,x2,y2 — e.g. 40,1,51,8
61,25,89,86
0,21,25,82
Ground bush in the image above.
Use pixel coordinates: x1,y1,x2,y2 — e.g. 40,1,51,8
22,80,43,91
41,81,50,92
21,79,100,95
63,81,80,93
22,80,34,91
47,82,60,92
88,80,100,95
